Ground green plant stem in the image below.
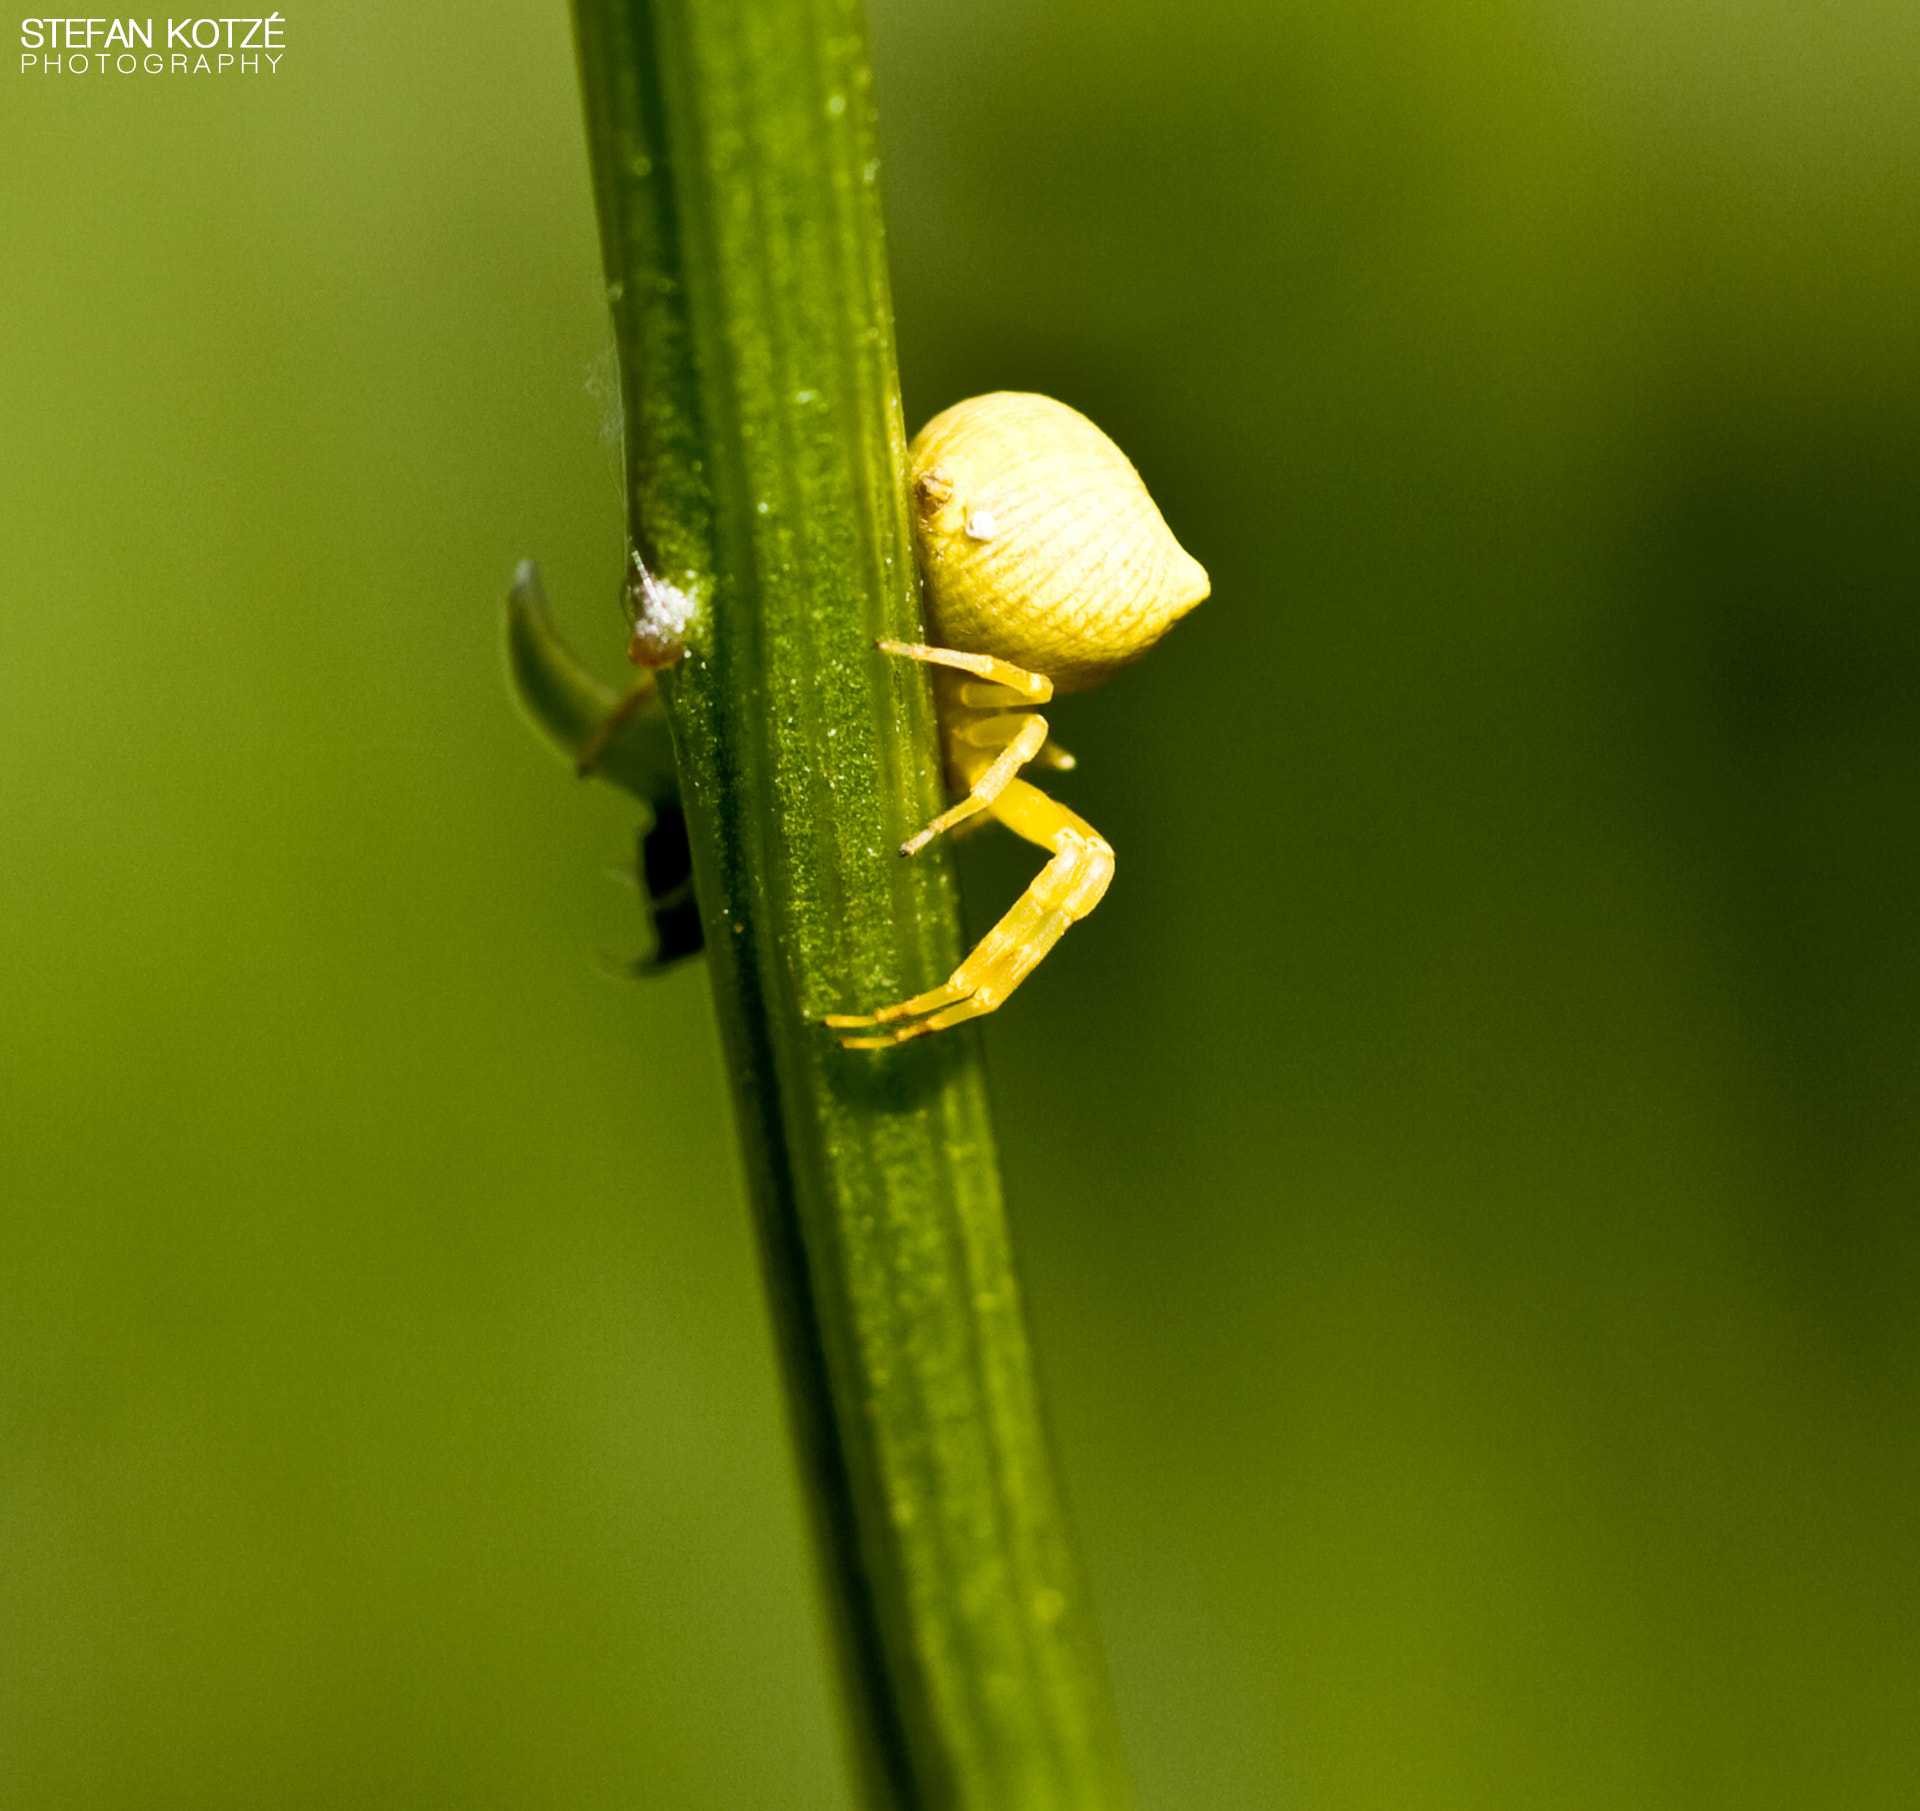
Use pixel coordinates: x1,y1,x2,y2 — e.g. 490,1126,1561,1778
563,2,1131,1805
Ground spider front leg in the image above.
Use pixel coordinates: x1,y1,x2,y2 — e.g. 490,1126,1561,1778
825,777,1115,1048
875,640,1054,704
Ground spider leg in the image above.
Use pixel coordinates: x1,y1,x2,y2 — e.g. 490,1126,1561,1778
876,640,1054,703
899,712,1050,854
826,777,1114,1047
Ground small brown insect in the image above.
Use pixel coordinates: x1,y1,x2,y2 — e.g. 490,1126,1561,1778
827,392,1208,1048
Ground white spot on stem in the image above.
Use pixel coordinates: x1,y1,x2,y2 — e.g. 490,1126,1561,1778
627,552,700,669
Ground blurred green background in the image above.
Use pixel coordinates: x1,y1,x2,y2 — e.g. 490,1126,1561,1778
3,1,1916,1804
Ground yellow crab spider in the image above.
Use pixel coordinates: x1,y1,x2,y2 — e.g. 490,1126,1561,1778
826,391,1209,1049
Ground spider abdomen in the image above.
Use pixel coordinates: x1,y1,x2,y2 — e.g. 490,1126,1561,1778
909,392,1209,694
